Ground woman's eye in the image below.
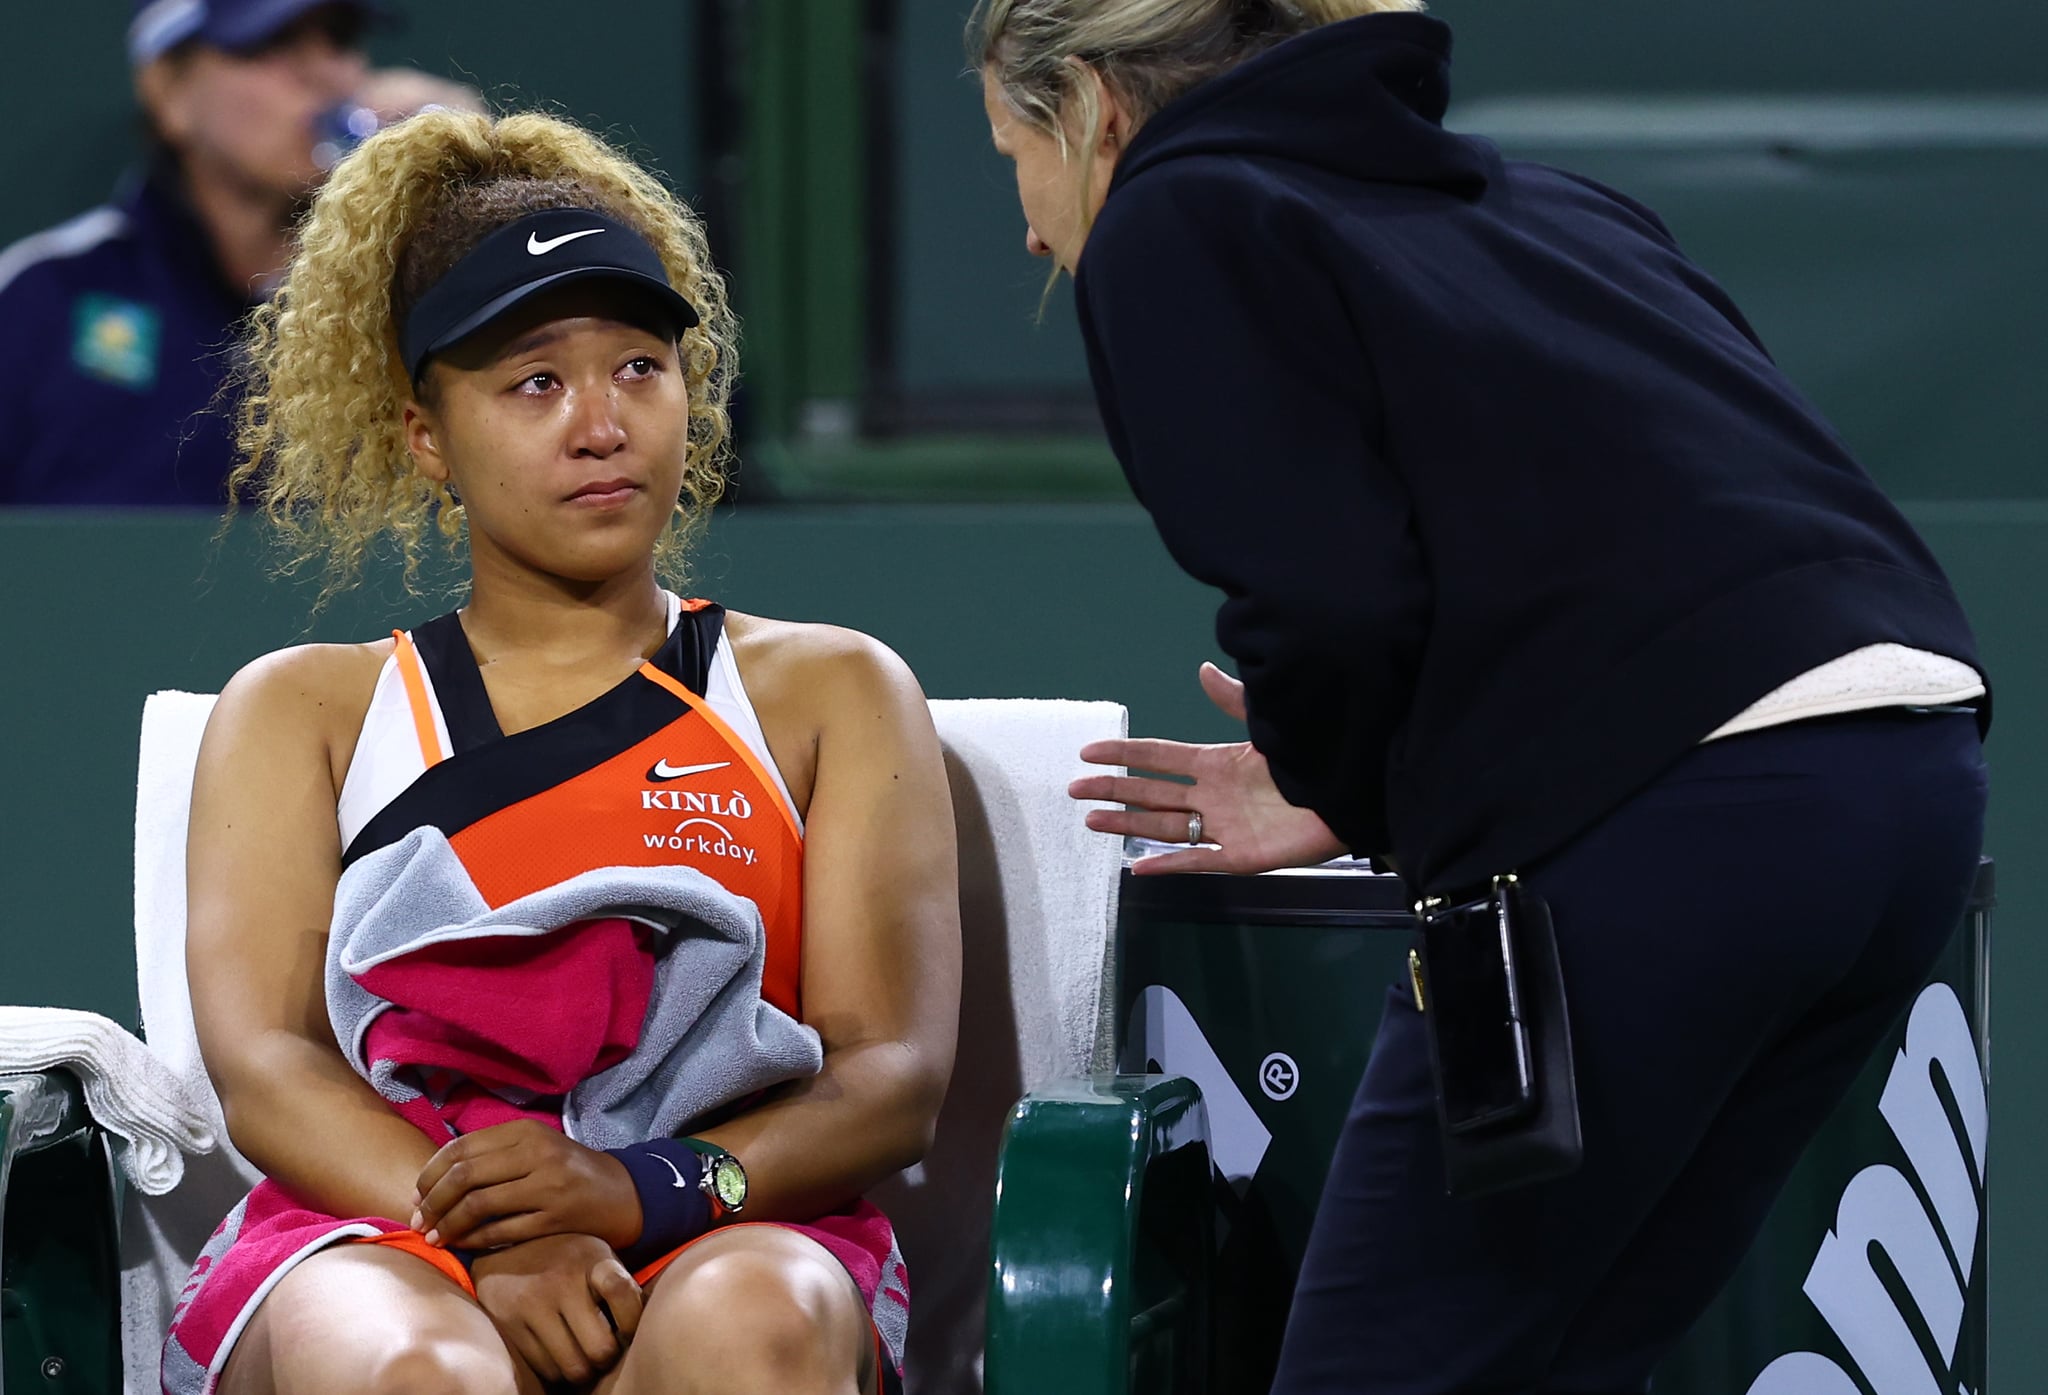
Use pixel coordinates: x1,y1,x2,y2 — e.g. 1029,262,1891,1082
621,356,659,380
516,372,557,395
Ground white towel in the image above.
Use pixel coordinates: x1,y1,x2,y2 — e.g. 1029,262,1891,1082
0,1006,212,1194
875,698,1128,1395
928,698,1127,1081
134,691,229,1122
127,690,262,1395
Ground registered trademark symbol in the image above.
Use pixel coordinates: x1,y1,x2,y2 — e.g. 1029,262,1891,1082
1259,1052,1300,1101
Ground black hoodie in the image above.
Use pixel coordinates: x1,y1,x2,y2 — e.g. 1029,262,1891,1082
1074,13,1984,893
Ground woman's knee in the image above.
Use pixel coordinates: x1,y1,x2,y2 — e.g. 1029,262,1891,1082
220,1247,521,1395
229,1323,520,1395
225,1325,519,1395
633,1238,866,1391
362,1339,520,1395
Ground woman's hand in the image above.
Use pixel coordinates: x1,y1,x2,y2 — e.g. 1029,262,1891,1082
470,1233,642,1386
1070,662,1348,875
412,1119,642,1251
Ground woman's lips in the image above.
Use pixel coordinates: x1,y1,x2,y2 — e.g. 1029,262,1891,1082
568,478,639,507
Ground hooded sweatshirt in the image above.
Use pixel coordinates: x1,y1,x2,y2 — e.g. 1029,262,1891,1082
1074,13,1985,893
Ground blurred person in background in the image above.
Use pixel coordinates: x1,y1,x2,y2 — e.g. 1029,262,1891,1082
0,0,477,506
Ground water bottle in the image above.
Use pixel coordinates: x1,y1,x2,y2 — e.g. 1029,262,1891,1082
312,102,383,172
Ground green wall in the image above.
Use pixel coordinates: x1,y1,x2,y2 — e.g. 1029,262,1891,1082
893,0,2048,408
848,1,2048,499
0,505,2042,1387
9,5,2039,505
1438,0,2048,95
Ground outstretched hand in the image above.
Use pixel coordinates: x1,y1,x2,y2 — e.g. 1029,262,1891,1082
1069,663,1347,875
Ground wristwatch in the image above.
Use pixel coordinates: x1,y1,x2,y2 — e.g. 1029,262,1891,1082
683,1138,748,1220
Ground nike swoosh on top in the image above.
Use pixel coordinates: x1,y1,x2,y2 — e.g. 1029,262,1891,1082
653,1154,691,1189
527,227,606,255
648,759,731,782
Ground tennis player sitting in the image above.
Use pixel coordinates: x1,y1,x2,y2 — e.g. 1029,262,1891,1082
169,109,959,1395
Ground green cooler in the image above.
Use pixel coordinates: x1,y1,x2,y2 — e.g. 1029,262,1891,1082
1113,852,1993,1395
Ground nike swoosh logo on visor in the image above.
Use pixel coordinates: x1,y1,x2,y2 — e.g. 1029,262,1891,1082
648,759,731,782
527,228,606,255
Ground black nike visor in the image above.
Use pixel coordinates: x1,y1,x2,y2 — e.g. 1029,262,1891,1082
398,208,701,382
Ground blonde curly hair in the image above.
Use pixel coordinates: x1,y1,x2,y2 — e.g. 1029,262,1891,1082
229,109,737,595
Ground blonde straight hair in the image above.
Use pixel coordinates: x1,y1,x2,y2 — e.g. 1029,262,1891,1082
972,0,1426,237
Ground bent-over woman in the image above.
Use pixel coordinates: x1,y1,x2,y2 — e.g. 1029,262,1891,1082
972,2,1989,1392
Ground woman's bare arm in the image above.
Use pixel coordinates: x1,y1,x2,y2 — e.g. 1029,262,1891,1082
186,646,437,1221
694,626,962,1220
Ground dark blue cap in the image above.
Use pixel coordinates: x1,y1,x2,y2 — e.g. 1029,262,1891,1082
398,208,702,381
128,0,386,65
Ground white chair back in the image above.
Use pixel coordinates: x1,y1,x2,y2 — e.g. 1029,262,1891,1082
886,699,1126,1393
122,691,1127,1395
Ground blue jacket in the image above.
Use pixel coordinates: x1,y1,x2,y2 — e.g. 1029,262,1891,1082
1074,14,1985,891
0,164,251,506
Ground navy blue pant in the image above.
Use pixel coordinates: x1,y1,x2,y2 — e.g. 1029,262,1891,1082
1271,709,1988,1395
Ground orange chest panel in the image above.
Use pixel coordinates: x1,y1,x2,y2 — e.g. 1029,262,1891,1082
354,609,808,1021
446,699,805,1019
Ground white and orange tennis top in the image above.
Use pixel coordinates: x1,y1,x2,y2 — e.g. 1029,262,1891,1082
335,593,807,1017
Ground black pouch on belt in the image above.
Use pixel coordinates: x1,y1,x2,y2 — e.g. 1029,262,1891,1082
1410,874,1582,1198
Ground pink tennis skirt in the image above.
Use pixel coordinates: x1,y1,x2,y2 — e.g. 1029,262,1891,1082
161,1178,908,1393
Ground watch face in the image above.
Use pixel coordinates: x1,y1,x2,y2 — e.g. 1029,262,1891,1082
710,1154,747,1211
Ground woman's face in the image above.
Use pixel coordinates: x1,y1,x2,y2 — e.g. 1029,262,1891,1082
982,68,1118,274
405,284,691,586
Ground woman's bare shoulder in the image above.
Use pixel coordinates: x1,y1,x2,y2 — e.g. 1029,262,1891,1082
721,611,921,704
719,613,934,815
218,638,391,708
205,639,395,776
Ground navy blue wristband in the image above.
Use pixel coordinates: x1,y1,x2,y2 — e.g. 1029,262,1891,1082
605,1138,713,1271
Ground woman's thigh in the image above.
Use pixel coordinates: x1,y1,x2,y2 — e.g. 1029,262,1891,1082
218,1244,536,1395
600,1226,877,1395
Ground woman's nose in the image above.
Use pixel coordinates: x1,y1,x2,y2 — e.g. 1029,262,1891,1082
567,389,629,456
1025,226,1052,259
